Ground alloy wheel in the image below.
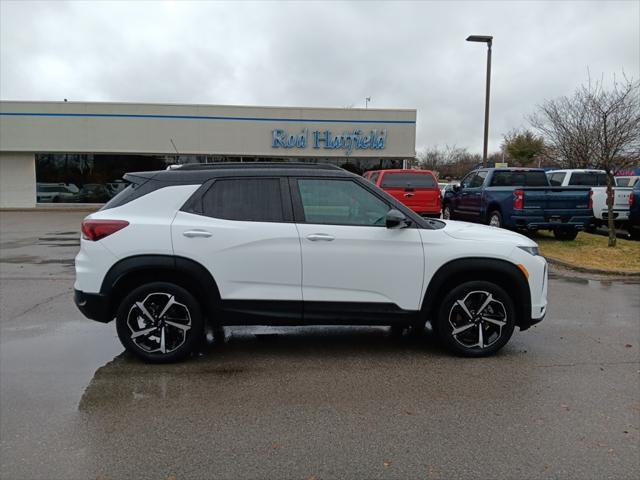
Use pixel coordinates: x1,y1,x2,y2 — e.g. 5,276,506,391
127,292,192,354
448,290,507,350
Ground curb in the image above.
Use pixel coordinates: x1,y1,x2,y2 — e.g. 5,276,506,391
544,256,640,277
1,207,100,212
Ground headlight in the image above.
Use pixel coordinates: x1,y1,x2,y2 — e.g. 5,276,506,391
518,245,539,256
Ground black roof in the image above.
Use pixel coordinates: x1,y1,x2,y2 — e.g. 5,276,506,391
125,162,351,184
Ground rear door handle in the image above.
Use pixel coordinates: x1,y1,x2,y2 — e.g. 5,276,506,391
306,233,335,242
183,230,212,238
404,193,414,198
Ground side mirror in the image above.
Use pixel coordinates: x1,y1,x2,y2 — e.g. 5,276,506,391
386,209,409,229
453,184,461,192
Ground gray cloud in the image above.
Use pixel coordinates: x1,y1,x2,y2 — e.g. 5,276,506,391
1,0,638,154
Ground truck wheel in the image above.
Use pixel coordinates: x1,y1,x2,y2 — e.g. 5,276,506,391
553,229,578,241
442,205,453,220
116,282,204,363
629,226,640,240
488,210,503,228
435,281,516,357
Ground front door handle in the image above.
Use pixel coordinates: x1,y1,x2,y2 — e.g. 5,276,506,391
306,233,335,242
183,230,212,238
404,193,414,198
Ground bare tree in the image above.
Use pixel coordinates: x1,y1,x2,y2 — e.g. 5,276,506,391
531,75,640,246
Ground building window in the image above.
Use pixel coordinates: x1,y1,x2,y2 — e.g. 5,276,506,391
35,153,404,203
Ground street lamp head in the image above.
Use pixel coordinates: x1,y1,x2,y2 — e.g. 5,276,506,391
466,35,493,45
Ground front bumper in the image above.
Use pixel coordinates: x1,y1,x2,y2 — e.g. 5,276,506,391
74,289,112,323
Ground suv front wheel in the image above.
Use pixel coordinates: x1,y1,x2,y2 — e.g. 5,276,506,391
436,281,516,357
116,282,204,363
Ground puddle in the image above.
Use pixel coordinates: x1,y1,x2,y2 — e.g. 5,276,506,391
0,255,74,266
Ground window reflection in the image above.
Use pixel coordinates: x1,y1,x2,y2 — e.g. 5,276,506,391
35,153,404,203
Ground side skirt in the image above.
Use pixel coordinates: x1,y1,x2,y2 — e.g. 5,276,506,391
219,300,420,326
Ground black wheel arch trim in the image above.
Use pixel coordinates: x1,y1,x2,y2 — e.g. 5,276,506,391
99,254,221,321
421,257,532,329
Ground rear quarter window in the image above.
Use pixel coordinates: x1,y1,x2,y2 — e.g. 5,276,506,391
380,172,436,188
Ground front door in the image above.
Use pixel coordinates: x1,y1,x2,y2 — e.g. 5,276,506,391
292,177,424,315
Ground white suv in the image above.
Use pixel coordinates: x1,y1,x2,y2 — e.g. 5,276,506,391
74,163,547,362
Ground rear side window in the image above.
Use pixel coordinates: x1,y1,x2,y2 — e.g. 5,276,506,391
201,178,284,222
490,171,549,187
380,172,436,188
568,172,607,186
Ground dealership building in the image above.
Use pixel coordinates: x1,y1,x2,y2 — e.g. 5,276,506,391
0,101,417,208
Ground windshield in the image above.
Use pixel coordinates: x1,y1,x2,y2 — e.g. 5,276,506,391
381,173,436,188
490,171,549,187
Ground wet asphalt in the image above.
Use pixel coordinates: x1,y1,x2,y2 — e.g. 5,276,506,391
0,211,638,480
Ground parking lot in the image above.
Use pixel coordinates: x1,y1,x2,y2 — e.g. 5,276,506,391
1,210,639,480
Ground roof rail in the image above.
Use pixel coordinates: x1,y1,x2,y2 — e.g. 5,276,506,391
171,162,342,171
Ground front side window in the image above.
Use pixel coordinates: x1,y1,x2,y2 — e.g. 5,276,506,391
469,171,488,188
548,172,566,186
370,172,380,184
201,178,284,222
460,172,477,189
297,179,390,226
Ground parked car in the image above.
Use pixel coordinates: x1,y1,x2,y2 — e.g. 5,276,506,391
364,169,441,217
77,184,112,203
547,169,632,229
615,176,640,187
628,181,640,240
440,181,460,198
442,168,592,240
74,163,547,362
36,183,78,203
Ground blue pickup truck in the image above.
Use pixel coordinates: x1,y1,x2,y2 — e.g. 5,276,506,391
442,168,593,240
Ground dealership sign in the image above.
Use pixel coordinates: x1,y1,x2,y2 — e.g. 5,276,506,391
272,128,386,153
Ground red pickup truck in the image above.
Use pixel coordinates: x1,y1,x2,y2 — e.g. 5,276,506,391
364,169,441,217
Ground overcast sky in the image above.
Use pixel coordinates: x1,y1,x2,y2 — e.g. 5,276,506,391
1,0,638,154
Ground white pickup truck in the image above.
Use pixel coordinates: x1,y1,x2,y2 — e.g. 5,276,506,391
546,169,632,228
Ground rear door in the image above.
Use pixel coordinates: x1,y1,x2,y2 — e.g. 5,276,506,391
379,172,440,214
171,177,302,305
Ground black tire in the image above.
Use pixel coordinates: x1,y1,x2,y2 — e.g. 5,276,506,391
487,210,503,228
629,226,640,240
553,229,578,241
442,205,454,220
116,282,204,363
435,281,516,357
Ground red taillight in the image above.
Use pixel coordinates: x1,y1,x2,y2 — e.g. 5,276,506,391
630,192,635,207
589,189,594,210
81,219,129,241
513,189,524,210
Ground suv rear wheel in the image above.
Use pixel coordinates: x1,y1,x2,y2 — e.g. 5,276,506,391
116,282,204,363
435,281,516,357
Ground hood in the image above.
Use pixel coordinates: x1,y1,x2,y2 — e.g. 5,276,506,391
442,220,537,246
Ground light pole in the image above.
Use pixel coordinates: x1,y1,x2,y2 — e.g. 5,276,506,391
365,96,371,109
466,35,493,167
